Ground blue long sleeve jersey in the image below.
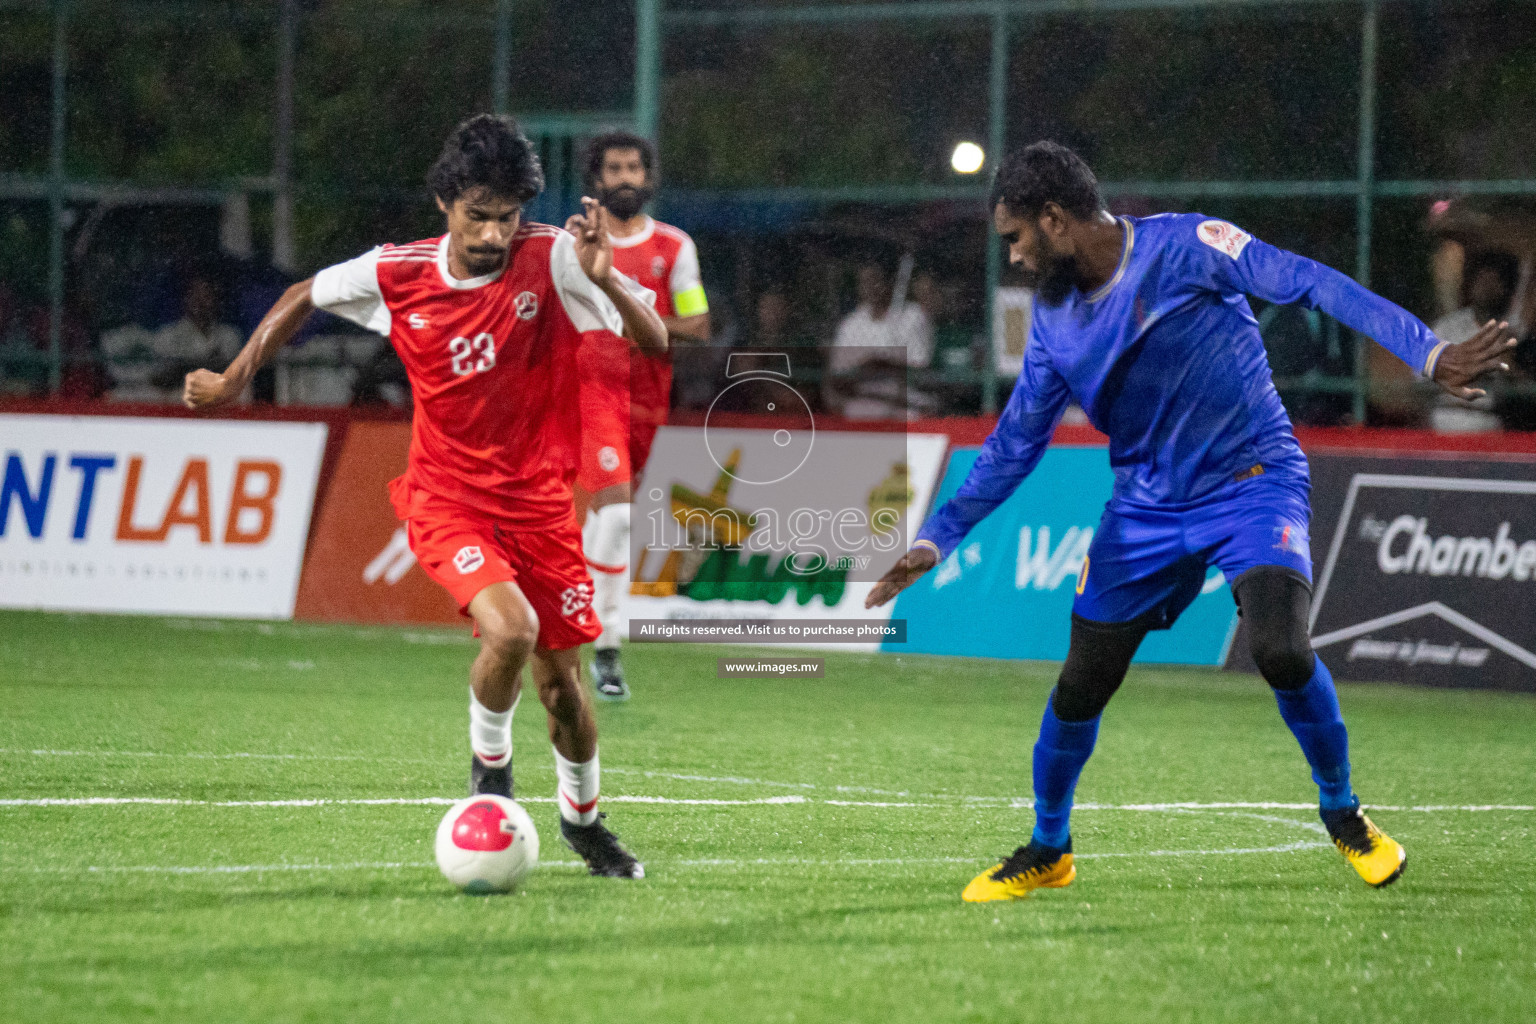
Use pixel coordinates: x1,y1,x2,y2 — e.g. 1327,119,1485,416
916,213,1445,560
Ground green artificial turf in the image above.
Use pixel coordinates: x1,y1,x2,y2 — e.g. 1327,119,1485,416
2,610,1533,1023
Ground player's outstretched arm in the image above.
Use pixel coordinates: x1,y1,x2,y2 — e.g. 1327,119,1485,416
183,278,315,410
567,197,668,353
1188,220,1518,394
1426,318,1519,401
865,544,939,609
873,339,1069,610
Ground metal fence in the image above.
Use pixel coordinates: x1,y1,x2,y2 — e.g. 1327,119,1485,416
3,0,1534,419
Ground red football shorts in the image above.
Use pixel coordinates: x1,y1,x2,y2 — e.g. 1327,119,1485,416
577,334,632,494
393,485,600,651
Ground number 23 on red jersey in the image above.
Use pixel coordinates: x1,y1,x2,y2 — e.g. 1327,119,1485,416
447,332,497,377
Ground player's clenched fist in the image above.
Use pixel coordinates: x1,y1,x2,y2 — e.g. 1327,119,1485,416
865,544,939,609
183,368,238,410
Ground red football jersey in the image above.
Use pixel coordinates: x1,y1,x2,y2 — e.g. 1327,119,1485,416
312,225,645,526
609,218,707,428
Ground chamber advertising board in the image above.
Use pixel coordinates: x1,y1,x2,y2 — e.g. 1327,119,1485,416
0,414,327,618
885,446,1240,665
1225,453,1536,692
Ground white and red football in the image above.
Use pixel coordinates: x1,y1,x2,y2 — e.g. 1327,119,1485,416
433,795,540,893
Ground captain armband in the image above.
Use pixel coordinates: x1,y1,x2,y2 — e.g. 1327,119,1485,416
673,285,709,318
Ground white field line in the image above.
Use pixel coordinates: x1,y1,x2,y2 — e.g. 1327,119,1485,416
11,860,583,875
2,794,1531,813
0,747,435,764
9,750,1526,813
6,843,1335,878
0,749,816,790
0,795,809,808
3,750,1530,813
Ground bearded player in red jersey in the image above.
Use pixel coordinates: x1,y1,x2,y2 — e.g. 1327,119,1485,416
577,131,711,701
182,115,666,879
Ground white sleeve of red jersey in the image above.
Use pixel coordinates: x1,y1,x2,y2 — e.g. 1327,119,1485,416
311,247,390,335
668,235,703,300
550,231,655,334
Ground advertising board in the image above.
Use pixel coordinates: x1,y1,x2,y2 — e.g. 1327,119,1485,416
625,425,950,651
1226,453,1536,692
0,414,326,618
885,446,1240,665
292,421,462,626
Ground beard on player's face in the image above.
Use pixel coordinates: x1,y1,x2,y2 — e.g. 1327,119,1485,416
1019,233,1077,307
462,245,507,275
599,182,653,221
443,191,520,275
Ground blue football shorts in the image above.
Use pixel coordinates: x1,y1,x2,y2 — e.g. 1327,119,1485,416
1071,472,1313,628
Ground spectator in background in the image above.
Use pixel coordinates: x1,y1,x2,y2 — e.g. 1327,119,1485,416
351,344,411,408
0,284,105,400
148,276,242,403
0,282,35,396
824,261,936,418
229,253,301,402
1430,250,1523,432
752,290,793,349
828,262,934,373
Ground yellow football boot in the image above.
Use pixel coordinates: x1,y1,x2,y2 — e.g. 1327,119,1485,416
1322,806,1406,888
962,840,1076,902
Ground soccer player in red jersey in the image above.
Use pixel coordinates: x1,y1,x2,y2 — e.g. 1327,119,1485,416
577,131,711,700
182,115,666,878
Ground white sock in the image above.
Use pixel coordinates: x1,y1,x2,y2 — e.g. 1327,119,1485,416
583,502,631,650
554,745,600,825
469,687,517,768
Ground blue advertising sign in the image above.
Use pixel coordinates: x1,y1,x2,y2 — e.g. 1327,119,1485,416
885,446,1239,665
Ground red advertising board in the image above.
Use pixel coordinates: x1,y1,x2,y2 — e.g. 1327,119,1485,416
292,422,462,626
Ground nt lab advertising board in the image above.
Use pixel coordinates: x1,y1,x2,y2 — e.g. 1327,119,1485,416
0,415,327,619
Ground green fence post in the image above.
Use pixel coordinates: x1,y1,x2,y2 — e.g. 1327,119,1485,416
1352,0,1379,423
636,0,660,141
982,4,1008,415
493,0,512,115
47,0,68,394
273,0,297,274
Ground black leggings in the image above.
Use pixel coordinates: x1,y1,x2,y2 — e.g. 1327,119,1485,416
1051,567,1317,722
1232,567,1316,691
1051,614,1147,722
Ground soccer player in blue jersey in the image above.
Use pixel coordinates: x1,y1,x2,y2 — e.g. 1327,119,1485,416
867,142,1517,902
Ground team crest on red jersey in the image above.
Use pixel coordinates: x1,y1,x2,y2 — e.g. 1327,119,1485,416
650,255,667,278
454,546,485,574
514,291,539,321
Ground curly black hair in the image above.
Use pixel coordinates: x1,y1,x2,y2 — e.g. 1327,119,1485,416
583,130,657,191
989,141,1104,221
427,114,544,205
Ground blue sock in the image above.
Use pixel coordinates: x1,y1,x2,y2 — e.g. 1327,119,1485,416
1031,692,1101,849
1273,657,1357,812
